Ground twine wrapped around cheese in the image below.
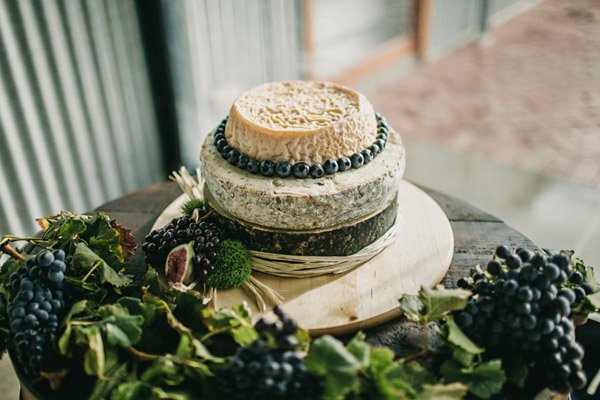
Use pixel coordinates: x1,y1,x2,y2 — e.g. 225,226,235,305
169,166,397,306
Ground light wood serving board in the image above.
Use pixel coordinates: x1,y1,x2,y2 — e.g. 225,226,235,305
152,179,454,335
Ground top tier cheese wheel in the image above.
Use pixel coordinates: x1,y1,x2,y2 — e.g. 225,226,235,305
224,81,377,165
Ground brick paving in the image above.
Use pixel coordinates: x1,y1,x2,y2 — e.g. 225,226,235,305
367,0,600,188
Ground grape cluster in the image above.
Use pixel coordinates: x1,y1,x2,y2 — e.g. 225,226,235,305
7,249,67,375
142,216,221,280
220,306,321,400
455,246,591,394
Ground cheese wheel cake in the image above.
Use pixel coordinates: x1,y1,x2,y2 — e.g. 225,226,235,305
224,81,377,165
200,80,405,256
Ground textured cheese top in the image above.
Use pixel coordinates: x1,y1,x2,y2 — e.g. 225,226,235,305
201,128,405,231
225,81,377,164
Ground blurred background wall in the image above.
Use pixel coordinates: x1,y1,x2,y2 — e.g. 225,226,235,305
0,0,537,235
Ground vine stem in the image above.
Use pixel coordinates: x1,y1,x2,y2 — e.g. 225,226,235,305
200,326,234,342
127,347,160,362
81,260,102,283
0,243,25,262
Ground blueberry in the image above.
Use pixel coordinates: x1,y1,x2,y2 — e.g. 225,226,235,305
292,162,310,178
323,159,338,174
369,143,381,157
215,138,227,152
310,163,324,178
227,149,240,165
361,149,374,164
337,156,351,172
495,245,510,259
247,159,260,174
275,161,292,178
350,153,364,168
377,132,388,141
220,145,232,159
375,138,386,150
259,160,275,177
237,155,249,169
37,251,54,267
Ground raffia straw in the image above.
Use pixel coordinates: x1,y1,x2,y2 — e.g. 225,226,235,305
170,166,204,200
248,219,400,278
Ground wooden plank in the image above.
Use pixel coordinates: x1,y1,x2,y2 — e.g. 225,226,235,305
420,186,501,222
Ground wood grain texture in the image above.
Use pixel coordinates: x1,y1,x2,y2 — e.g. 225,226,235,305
95,180,540,345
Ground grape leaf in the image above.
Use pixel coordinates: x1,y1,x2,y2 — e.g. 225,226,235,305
446,318,484,354
201,302,258,346
420,383,468,400
441,359,506,399
587,291,600,309
72,243,132,289
400,286,471,323
83,325,106,377
452,347,474,367
305,335,361,399
346,332,371,368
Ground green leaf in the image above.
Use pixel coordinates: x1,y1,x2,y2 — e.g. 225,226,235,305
452,347,474,367
83,326,106,377
420,383,468,400
346,332,370,368
420,286,471,321
89,362,131,400
84,213,126,269
98,304,144,347
399,295,424,323
305,335,361,399
446,318,483,354
202,303,258,346
504,355,529,388
400,286,471,323
369,347,395,373
587,291,600,309
72,243,132,289
463,360,506,399
442,359,506,399
111,381,144,400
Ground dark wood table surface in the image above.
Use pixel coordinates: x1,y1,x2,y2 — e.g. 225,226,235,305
95,180,541,350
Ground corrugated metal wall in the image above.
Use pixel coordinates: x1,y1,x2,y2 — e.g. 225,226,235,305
0,0,164,236
161,0,303,166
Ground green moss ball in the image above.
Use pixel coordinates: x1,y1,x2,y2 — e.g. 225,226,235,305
181,198,205,217
206,240,252,290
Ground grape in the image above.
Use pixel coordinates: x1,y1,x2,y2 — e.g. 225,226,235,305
219,307,321,400
7,249,68,375
453,247,592,395
142,216,221,282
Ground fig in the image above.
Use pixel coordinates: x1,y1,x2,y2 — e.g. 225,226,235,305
165,243,195,285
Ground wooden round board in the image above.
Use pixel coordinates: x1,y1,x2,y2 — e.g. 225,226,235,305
152,179,454,335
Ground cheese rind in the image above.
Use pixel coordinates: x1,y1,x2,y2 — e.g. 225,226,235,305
200,129,405,231
225,81,377,164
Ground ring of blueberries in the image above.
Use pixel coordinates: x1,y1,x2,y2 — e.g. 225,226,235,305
213,113,390,179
